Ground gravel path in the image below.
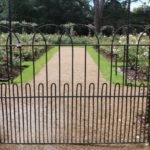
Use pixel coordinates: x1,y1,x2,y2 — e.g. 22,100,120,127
34,46,106,90
0,47,149,148
0,143,150,150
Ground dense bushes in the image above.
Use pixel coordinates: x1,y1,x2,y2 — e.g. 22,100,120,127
101,25,114,36
0,20,37,33
0,33,149,75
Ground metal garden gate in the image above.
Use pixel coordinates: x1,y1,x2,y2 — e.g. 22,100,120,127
0,0,150,145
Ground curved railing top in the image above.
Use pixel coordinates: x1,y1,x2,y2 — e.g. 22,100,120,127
0,24,149,46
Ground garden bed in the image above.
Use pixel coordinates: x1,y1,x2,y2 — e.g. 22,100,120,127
0,48,45,82
95,48,148,83
0,65,26,81
0,45,55,82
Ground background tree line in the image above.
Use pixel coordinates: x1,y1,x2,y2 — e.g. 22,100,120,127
0,0,150,33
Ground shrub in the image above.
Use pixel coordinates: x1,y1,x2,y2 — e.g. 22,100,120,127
0,20,37,33
101,25,114,36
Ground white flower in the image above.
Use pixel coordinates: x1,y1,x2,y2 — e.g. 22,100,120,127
119,40,122,44
1,34,5,38
113,48,118,53
145,143,149,146
143,52,148,57
140,32,143,36
136,135,140,139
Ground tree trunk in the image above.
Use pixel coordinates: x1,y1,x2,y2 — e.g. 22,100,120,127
93,0,105,33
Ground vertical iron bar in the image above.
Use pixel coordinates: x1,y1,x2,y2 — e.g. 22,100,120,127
55,85,57,143
126,0,131,85
144,45,150,143
19,45,25,143
111,83,117,143
148,83,150,145
83,45,87,143
63,85,66,143
50,84,53,143
58,45,61,143
29,86,32,143
123,84,129,142
5,88,9,143
87,85,90,143
45,44,49,143
42,84,44,143
12,84,17,143
71,44,74,143
139,84,145,143
135,86,140,143
148,46,150,145
99,84,104,143
96,45,100,143
8,0,13,82
1,84,6,143
25,84,30,143
79,85,82,143
127,84,133,143
92,84,95,143
115,84,120,143
38,85,41,143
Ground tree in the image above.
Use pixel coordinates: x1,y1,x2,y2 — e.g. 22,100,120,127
11,0,92,25
0,0,8,20
92,0,127,33
93,0,105,33
103,0,127,28
12,0,37,22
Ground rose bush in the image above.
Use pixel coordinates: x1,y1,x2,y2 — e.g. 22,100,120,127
0,33,149,75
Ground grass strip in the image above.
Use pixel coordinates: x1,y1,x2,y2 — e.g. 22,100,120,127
14,47,58,83
87,46,125,85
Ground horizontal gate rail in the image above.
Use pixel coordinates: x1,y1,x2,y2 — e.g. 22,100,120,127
0,82,149,144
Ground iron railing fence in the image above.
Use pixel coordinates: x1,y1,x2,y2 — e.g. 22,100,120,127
0,24,150,144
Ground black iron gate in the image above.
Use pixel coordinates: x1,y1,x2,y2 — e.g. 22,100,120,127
0,0,150,145
0,24,150,144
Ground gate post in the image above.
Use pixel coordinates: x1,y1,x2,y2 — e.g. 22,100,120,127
149,46,150,145
149,84,150,145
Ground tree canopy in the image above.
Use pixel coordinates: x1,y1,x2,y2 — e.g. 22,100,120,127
0,0,149,31
11,0,93,24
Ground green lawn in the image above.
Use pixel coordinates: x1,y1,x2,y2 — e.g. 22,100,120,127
2,46,145,86
87,46,147,86
15,46,124,84
14,47,58,83
87,46,125,85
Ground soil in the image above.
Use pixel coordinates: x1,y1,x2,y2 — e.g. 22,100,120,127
120,68,148,82
0,66,24,81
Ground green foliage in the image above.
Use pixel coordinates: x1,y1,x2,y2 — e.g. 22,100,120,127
100,25,114,36
88,46,124,84
0,33,149,76
11,0,92,25
14,47,58,83
0,20,37,33
0,0,8,20
102,0,127,28
131,6,150,26
0,47,6,65
0,0,149,29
